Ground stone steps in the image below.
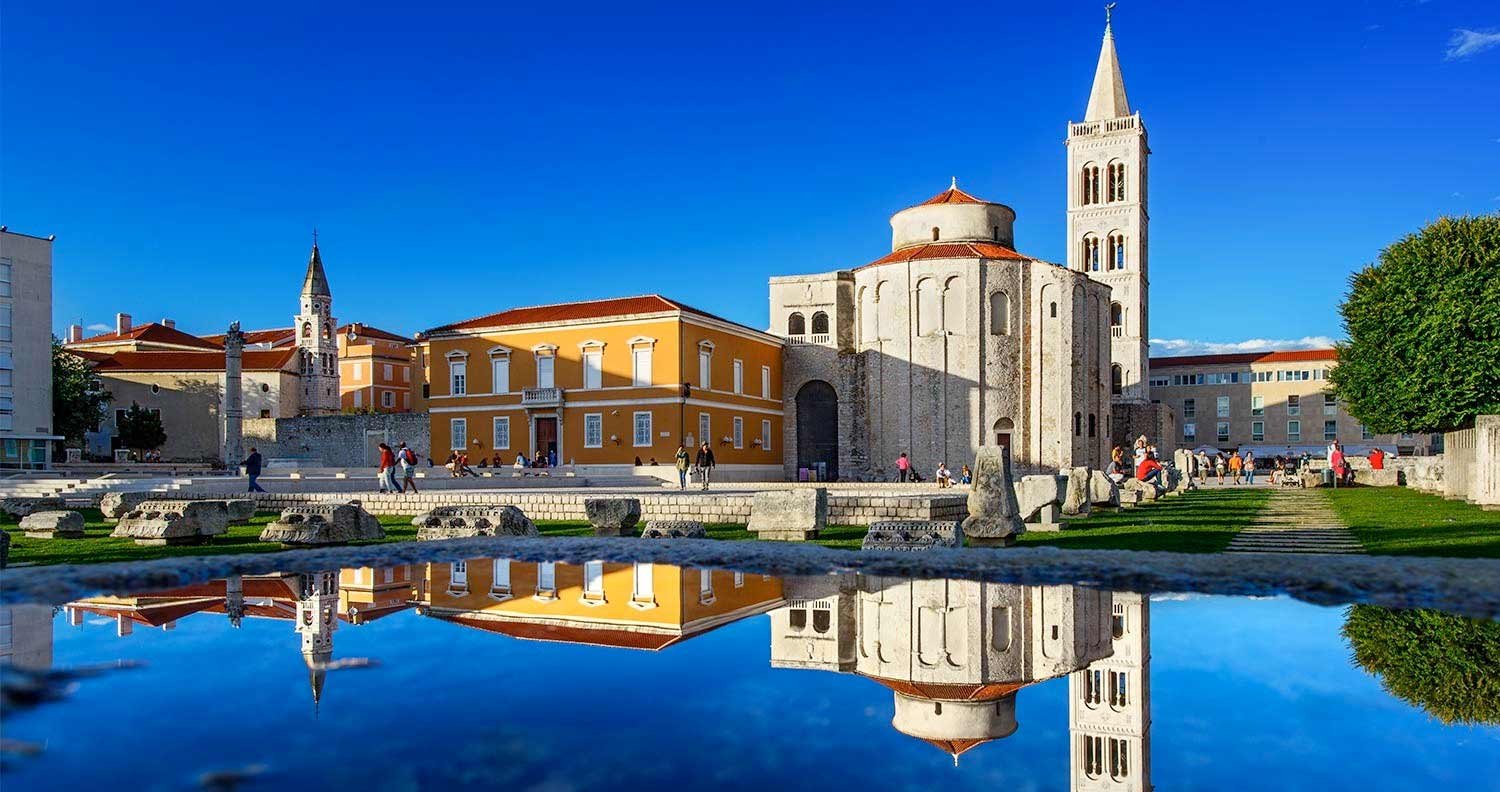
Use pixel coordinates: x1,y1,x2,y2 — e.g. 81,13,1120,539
1226,491,1364,555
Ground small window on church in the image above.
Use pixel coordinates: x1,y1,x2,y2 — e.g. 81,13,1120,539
1073,412,1082,436
931,227,940,241
1049,302,1058,319
302,322,311,339
787,312,805,336
992,225,1000,241
1088,414,1097,437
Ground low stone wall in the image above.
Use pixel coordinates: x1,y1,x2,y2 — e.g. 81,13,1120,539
1442,416,1500,508
1388,455,1444,494
165,489,970,526
243,412,431,468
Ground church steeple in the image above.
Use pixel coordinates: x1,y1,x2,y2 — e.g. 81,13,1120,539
301,232,332,297
1084,10,1132,122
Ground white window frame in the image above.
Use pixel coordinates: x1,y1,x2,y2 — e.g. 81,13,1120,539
493,416,511,449
450,560,468,591
352,362,363,381
380,390,394,408
448,359,467,395
582,560,606,602
536,562,557,597
353,390,363,408
631,562,655,606
1287,395,1301,416
1324,420,1338,441
1323,393,1338,416
1182,422,1196,441
732,416,744,449
1216,421,1230,443
1216,396,1230,418
1287,420,1302,442
584,413,604,448
0,260,11,298
450,418,467,451
490,351,511,394
632,345,653,387
383,363,393,380
699,568,715,604
1251,395,1263,416
761,365,771,399
698,413,710,449
632,411,653,447
582,348,603,390
732,359,743,394
761,419,772,451
490,558,512,598
535,354,555,389
698,342,714,389
1251,420,1265,441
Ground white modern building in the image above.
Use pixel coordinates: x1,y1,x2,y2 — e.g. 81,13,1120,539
0,227,61,468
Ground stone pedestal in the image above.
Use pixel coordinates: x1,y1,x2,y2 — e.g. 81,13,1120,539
222,499,257,523
1118,489,1141,508
1121,478,1160,502
20,510,86,539
262,502,385,545
584,498,642,537
747,488,827,541
112,501,229,546
413,505,536,540
1088,470,1121,507
960,447,1024,547
1026,504,1067,532
641,520,706,539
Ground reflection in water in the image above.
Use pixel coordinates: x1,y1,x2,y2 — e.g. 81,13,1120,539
1343,605,1500,726
770,575,1152,787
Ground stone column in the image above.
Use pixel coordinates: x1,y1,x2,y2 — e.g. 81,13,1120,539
223,322,245,468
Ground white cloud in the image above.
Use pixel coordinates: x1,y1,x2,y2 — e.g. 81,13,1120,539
1445,29,1500,60
1149,336,1338,357
85,323,111,332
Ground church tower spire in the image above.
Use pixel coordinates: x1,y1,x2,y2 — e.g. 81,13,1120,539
1084,8,1132,122
1067,10,1151,407
294,232,341,415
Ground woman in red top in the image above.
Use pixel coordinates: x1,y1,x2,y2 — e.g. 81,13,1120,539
1136,455,1164,488
377,442,398,493
1368,448,1385,470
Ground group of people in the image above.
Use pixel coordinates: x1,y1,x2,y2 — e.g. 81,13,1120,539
1106,436,1167,488
893,453,972,487
1189,449,1257,486
377,442,423,493
673,442,717,490
511,448,560,476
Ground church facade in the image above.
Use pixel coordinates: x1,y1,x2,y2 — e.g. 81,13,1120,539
772,22,1154,480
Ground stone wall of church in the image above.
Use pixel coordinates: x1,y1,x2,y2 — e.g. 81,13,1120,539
243,411,430,467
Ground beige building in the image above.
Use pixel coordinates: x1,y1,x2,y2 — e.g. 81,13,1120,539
0,228,61,468
1149,349,1430,457
202,321,415,413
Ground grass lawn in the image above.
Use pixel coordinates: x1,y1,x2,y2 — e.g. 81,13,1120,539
1325,487,1500,559
2,509,416,566
1016,487,1272,553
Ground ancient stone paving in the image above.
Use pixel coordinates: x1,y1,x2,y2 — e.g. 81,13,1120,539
1225,490,1363,555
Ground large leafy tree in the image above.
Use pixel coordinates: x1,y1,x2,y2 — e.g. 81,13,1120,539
1329,214,1500,434
116,402,167,455
52,339,109,447
1343,605,1500,725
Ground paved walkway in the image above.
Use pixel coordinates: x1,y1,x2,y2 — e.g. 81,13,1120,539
1225,489,1364,554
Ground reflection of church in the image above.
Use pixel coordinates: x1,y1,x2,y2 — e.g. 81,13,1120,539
769,576,1151,786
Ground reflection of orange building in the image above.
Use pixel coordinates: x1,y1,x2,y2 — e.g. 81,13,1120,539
420,559,783,650
339,566,419,625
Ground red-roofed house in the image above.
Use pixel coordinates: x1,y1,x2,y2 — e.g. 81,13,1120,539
198,322,415,413
416,294,784,473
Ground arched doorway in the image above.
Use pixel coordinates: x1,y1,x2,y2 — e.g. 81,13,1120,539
796,380,838,481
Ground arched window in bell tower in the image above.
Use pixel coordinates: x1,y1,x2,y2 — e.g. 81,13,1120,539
1081,163,1101,205
301,322,311,339
931,227,940,241
1108,232,1127,270
1111,364,1123,396
1107,160,1127,202
787,312,805,336
1082,236,1101,272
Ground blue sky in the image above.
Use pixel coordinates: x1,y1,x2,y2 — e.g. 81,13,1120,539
4,0,1498,353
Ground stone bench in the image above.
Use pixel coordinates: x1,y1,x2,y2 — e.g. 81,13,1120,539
20,510,86,539
747,488,827,541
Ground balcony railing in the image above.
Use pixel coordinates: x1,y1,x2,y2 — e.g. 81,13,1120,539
1110,326,1124,339
786,333,832,346
1069,113,1140,137
521,387,563,407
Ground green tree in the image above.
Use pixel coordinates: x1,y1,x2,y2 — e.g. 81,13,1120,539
1342,604,1500,725
116,402,167,456
1329,214,1500,434
52,339,109,447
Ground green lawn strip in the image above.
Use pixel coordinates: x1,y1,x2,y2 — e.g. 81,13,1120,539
1015,487,1272,553
2,510,415,567
1324,487,1500,559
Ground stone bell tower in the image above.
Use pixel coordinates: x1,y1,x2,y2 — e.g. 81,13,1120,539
295,570,339,708
1067,9,1150,404
295,233,341,415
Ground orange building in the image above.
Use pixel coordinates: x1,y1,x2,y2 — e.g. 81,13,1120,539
419,558,783,650
417,295,785,474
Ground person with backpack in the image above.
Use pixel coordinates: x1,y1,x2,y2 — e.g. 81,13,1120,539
397,442,419,493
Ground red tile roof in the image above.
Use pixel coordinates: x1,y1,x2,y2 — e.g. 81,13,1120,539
424,294,746,336
918,185,991,206
1150,348,1337,368
859,241,1030,270
71,322,223,351
87,349,299,373
201,327,297,347
340,323,412,344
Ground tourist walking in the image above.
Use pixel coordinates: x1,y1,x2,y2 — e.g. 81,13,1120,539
1195,450,1210,484
695,441,716,490
377,442,398,493
241,447,266,493
895,452,911,482
398,442,419,493
1243,450,1256,485
1228,451,1243,485
674,444,691,490
1214,453,1227,484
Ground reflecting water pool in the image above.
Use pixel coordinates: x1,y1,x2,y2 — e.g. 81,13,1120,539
3,559,1498,790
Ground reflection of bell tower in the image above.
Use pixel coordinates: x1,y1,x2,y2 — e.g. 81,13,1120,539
295,570,339,708
1069,592,1152,791
769,575,858,672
